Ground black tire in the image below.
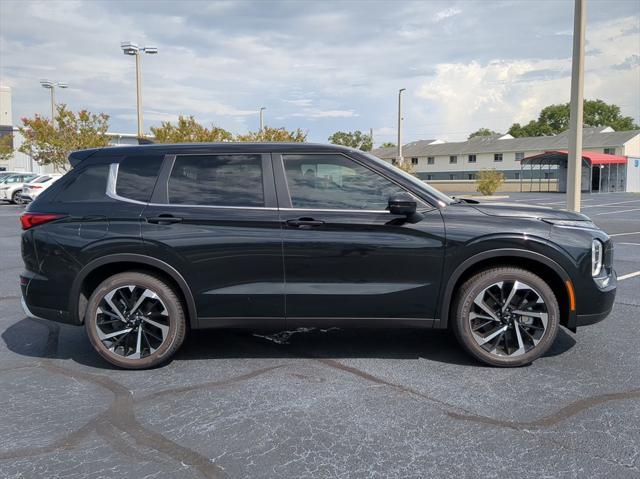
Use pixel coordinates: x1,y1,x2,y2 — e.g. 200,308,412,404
85,271,186,369
451,267,560,367
11,190,23,205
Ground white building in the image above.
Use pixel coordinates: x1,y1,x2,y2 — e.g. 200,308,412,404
371,127,640,192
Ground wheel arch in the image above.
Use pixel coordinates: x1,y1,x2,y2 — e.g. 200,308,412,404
70,253,198,328
437,248,575,330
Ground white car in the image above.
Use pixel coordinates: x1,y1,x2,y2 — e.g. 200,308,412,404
21,174,62,203
0,173,38,204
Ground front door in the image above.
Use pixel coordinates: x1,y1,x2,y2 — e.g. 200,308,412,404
274,152,445,326
141,152,284,327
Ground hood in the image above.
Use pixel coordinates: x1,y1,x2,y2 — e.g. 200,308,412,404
470,202,591,221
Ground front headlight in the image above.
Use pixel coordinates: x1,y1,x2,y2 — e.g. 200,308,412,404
543,218,597,229
592,239,603,277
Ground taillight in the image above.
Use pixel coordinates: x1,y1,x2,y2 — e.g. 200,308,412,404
30,185,43,189
20,213,66,230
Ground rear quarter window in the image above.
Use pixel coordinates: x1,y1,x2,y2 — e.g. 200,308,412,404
116,155,164,202
55,164,110,202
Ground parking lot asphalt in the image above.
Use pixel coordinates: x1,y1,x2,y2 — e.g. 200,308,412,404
1,192,639,479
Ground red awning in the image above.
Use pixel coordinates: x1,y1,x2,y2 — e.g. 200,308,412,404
522,150,627,165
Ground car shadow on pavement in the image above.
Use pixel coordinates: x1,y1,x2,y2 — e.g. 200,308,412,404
2,316,577,370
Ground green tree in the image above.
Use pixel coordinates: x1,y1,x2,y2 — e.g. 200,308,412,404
381,142,395,148
150,116,233,143
236,126,307,142
476,169,505,196
0,133,13,163
19,105,110,171
508,99,639,137
468,128,498,139
328,130,372,151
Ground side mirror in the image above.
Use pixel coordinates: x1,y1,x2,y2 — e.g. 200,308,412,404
388,194,417,216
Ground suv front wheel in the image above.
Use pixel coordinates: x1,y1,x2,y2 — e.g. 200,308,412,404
85,271,186,369
451,267,560,367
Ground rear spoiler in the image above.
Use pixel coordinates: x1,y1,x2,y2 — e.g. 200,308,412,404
68,149,101,167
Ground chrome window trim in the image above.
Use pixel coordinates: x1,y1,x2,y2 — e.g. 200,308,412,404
147,202,278,211
278,207,390,214
106,163,147,205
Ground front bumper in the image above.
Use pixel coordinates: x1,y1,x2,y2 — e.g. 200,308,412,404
568,270,617,329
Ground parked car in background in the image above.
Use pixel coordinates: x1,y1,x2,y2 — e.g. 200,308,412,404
20,143,616,369
0,171,23,181
0,173,37,204
21,174,62,203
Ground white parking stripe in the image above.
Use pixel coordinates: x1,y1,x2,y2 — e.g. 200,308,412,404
619,243,640,246
610,231,640,237
582,199,640,208
595,208,640,216
618,271,640,281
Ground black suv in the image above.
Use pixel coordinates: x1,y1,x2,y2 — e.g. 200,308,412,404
20,143,616,369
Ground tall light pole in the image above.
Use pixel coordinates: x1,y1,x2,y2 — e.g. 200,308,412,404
259,107,266,133
121,42,158,138
40,80,68,122
567,0,586,212
397,88,406,166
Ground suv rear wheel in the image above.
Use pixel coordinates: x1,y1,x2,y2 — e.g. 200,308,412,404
451,267,560,367
85,272,186,369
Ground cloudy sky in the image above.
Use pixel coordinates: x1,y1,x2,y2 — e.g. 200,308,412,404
0,0,638,144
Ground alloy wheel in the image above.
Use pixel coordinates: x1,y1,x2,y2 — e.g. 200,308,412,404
469,280,548,357
95,285,170,360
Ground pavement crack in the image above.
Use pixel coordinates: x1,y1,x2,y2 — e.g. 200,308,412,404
316,358,640,431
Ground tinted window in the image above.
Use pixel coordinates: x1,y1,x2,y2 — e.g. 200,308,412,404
56,164,109,202
283,154,406,210
117,155,164,202
168,154,263,207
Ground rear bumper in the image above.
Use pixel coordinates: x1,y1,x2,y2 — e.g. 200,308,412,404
21,273,78,325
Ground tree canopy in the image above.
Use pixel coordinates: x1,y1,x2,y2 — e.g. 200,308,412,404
328,130,372,151
507,99,639,137
0,134,13,163
468,128,498,139
19,105,110,171
151,116,233,143
236,126,307,142
380,142,395,148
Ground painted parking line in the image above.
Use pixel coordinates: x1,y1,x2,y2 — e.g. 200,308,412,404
610,231,640,237
582,199,640,208
618,271,640,281
619,243,640,246
595,208,640,216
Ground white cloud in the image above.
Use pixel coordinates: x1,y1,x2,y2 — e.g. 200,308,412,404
434,7,462,22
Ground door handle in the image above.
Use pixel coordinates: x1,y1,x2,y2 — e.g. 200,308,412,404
286,218,324,228
147,214,183,225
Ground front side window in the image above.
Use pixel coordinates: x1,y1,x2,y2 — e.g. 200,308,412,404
117,155,164,202
168,154,263,207
283,154,406,210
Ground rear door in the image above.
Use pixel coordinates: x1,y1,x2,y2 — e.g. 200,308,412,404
141,151,284,327
274,152,446,326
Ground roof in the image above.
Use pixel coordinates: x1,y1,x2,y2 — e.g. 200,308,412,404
371,128,640,159
68,142,364,165
522,150,628,166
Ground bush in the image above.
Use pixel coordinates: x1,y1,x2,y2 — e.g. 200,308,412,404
476,169,505,195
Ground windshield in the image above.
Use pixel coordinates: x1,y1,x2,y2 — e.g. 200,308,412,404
361,152,454,206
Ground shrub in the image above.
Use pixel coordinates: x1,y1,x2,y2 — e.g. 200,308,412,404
476,169,505,195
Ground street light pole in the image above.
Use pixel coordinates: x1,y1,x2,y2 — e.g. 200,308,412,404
259,107,266,133
121,42,158,138
40,80,68,123
567,0,586,212
397,88,406,166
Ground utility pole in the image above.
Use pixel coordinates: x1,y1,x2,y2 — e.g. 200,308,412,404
370,127,374,149
567,0,586,212
397,88,406,166
121,42,158,138
40,80,68,123
259,107,266,133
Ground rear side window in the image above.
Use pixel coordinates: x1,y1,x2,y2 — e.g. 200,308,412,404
167,154,264,207
56,164,109,202
116,155,164,202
